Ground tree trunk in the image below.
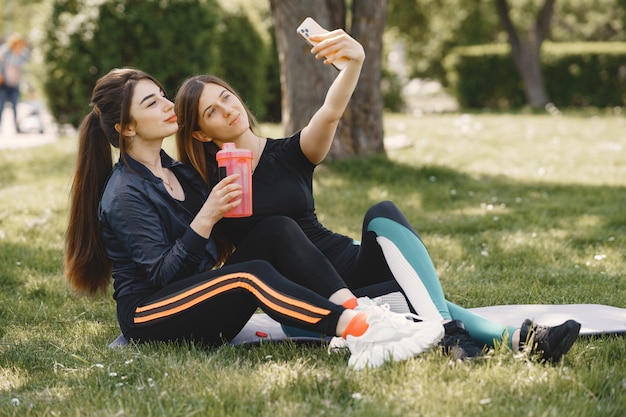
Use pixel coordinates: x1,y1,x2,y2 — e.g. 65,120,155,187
496,0,555,108
269,0,387,159
341,0,387,157
516,44,547,108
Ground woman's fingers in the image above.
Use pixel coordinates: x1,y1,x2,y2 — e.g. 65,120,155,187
205,174,242,217
310,30,364,64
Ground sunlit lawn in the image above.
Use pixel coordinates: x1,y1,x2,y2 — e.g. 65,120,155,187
0,111,625,416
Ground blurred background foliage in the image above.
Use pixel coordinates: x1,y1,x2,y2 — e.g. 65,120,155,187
43,0,272,127
1,0,625,127
387,0,626,80
444,42,626,108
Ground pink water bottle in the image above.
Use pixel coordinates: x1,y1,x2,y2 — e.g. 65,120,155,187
216,142,253,217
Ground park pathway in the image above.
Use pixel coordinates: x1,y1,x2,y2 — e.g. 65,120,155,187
0,102,59,149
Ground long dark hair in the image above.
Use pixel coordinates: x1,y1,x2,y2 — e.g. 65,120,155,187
64,68,164,295
174,75,259,187
174,75,259,265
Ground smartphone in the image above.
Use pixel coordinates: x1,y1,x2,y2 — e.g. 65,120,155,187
296,17,349,71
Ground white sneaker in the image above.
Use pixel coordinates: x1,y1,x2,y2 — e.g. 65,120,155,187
327,336,349,353
355,294,410,314
344,303,444,370
373,292,412,314
328,297,401,354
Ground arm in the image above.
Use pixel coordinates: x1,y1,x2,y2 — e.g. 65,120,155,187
104,189,207,288
190,174,242,238
103,175,242,288
300,30,365,165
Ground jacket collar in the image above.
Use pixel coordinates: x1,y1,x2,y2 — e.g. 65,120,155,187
123,150,182,182
120,150,207,199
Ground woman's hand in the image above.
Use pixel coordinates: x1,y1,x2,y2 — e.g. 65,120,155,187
309,29,365,68
190,174,242,238
300,30,365,165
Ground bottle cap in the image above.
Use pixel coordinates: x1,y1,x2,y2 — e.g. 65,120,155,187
216,142,252,160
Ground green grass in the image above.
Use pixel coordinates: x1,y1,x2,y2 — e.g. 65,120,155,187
1,111,625,416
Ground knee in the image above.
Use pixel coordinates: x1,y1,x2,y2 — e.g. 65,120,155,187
364,201,400,222
240,259,276,276
257,216,298,232
375,201,397,212
269,215,299,228
259,216,303,239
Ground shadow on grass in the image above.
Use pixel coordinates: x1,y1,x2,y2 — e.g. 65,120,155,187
322,153,626,240
319,154,626,306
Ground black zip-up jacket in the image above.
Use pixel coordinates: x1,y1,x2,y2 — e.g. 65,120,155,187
99,150,217,300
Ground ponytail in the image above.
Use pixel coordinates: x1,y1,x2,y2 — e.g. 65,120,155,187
64,68,163,295
64,111,113,295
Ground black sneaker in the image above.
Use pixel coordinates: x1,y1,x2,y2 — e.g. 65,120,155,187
519,319,581,363
441,320,484,360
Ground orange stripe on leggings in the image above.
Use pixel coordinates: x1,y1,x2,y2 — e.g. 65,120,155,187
135,281,323,325
136,272,330,315
134,272,331,324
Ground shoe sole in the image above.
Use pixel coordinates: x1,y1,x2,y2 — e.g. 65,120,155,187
349,320,444,370
544,320,581,363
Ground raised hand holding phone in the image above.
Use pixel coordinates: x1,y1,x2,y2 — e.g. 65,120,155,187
294,17,365,164
296,17,351,70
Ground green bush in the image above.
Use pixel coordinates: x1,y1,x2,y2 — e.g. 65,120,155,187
212,15,281,123
543,43,626,107
43,0,221,128
213,11,269,121
443,44,525,108
382,68,406,112
444,42,626,109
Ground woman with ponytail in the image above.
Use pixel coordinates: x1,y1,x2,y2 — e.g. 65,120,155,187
63,68,444,370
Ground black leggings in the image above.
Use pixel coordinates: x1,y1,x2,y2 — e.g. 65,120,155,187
118,217,346,345
226,216,346,298
322,201,412,300
239,217,407,300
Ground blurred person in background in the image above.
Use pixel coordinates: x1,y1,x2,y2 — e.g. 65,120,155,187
0,34,30,133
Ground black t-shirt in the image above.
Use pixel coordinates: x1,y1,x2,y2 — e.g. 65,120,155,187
176,170,204,216
214,131,352,256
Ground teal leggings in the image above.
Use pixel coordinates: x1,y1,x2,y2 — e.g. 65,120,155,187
364,202,517,348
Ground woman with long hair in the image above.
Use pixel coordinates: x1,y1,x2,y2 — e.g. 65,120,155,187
64,67,445,370
174,29,580,362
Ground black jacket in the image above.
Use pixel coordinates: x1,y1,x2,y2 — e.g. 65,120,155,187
99,150,217,300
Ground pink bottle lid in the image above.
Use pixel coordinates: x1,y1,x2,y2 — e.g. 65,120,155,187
216,142,253,161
